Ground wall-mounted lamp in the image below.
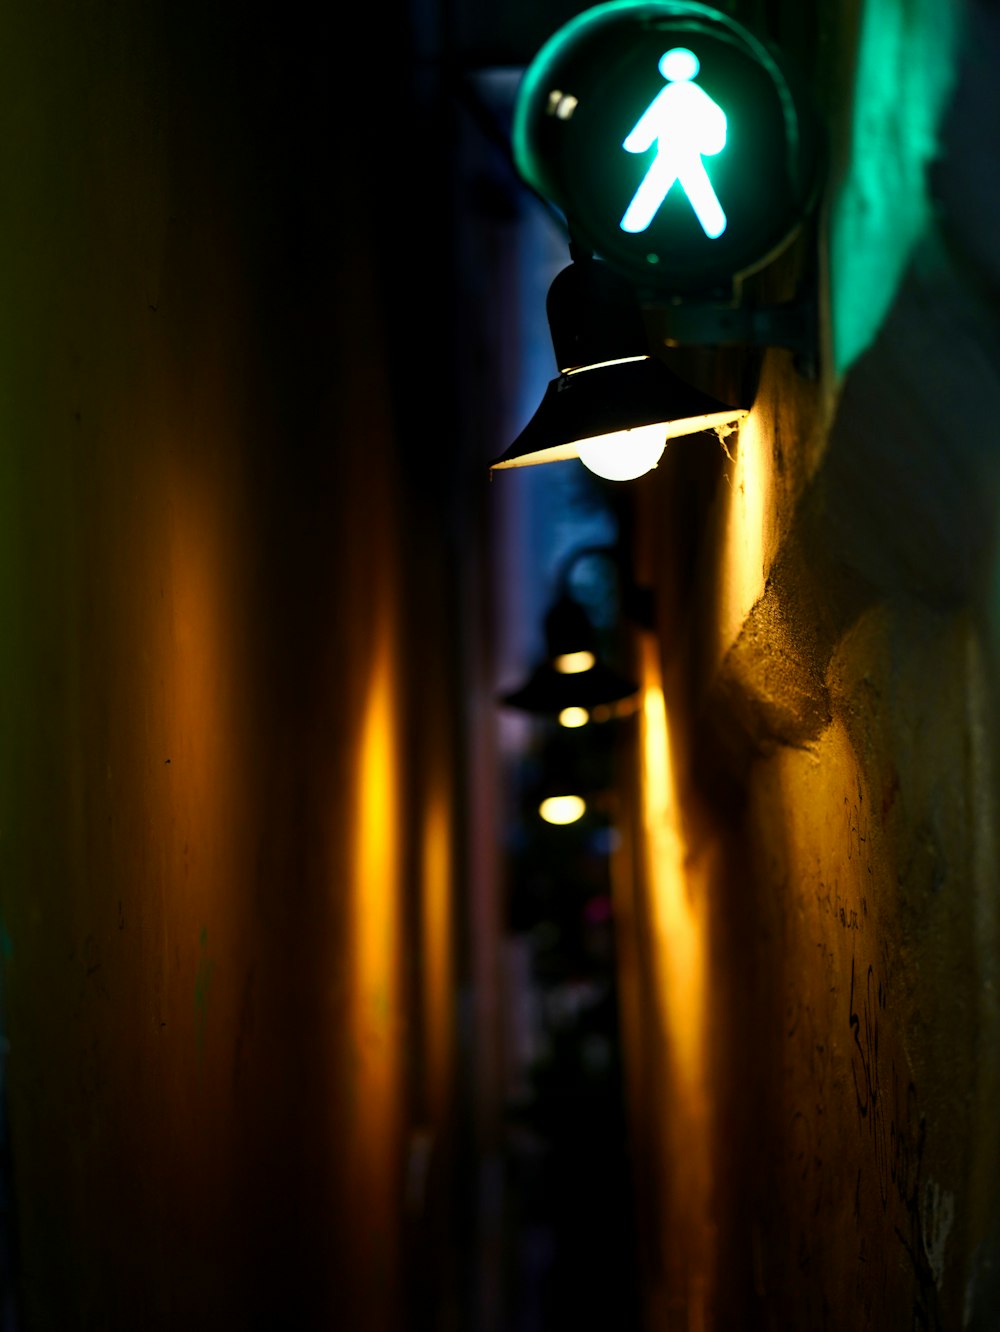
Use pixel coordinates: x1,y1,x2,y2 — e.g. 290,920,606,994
490,256,748,482
500,588,640,726
500,543,647,726
488,0,826,485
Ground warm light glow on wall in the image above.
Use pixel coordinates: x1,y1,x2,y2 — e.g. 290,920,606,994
351,622,402,1211
638,635,713,1315
715,407,773,662
640,649,706,1089
169,478,240,921
421,783,453,1121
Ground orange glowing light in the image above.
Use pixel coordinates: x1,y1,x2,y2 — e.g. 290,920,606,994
351,623,402,1198
640,660,706,1084
421,784,453,1119
715,407,772,660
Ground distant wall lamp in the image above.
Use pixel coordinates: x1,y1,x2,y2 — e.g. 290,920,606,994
500,584,640,726
499,543,647,726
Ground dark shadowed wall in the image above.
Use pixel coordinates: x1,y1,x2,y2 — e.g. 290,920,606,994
0,3,483,1329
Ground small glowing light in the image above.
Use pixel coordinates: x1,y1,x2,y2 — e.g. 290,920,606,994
546,88,579,120
559,706,590,728
539,794,586,825
577,425,667,481
553,650,595,674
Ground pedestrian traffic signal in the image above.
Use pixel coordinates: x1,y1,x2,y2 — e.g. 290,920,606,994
513,0,824,295
620,46,729,239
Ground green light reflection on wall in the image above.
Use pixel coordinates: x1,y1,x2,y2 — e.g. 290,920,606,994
831,0,959,377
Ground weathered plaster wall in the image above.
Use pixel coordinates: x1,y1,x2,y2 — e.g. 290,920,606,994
617,0,1000,1327
0,3,468,1329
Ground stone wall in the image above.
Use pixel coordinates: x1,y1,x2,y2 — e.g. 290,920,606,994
616,1,1000,1326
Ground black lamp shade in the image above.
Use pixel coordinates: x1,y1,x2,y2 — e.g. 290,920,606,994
500,591,639,715
490,355,745,470
490,257,747,472
500,659,639,713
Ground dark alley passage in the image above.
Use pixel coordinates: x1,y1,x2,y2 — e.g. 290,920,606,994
0,0,998,1329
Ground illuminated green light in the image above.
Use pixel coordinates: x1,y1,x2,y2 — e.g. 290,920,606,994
620,47,727,238
511,1,825,294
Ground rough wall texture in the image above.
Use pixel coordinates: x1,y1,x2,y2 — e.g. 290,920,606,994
616,0,1000,1327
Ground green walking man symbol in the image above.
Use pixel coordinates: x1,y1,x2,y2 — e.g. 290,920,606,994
619,47,728,238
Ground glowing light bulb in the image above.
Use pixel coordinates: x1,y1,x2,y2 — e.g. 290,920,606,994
553,650,596,674
539,794,586,825
577,425,667,481
558,706,590,728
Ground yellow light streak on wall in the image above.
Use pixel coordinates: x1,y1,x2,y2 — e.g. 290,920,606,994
421,782,453,1123
351,619,402,1257
640,640,707,1106
168,471,244,934
715,408,771,662
638,635,714,1320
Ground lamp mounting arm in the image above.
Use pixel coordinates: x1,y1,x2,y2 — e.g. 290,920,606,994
647,296,818,378
554,543,655,632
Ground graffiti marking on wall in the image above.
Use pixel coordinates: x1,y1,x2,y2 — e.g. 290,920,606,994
848,953,940,1328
